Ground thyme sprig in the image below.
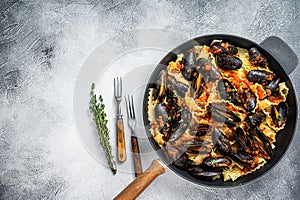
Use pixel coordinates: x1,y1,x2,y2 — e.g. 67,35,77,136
89,83,117,174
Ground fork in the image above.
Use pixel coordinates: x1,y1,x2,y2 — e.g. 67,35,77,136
125,95,143,177
114,77,126,162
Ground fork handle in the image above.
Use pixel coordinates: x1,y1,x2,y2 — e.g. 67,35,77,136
131,136,143,177
116,118,126,162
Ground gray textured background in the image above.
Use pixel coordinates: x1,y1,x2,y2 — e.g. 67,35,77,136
0,0,300,199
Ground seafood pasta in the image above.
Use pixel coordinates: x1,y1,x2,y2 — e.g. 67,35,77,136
147,40,289,181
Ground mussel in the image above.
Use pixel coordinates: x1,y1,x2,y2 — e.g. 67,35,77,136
187,166,221,180
247,70,275,85
202,156,232,170
212,128,232,155
164,145,182,162
172,152,193,169
182,49,197,81
255,128,273,160
155,103,168,123
189,123,210,136
196,58,222,81
153,70,166,102
266,78,280,95
191,73,205,99
167,76,189,97
180,137,212,154
217,79,242,106
209,104,241,127
235,127,260,156
246,111,265,127
248,47,269,67
216,55,243,70
234,127,250,152
168,109,192,142
271,102,288,128
242,90,257,112
210,42,238,55
230,151,255,167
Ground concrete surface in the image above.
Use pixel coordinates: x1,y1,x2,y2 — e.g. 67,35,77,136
0,0,299,199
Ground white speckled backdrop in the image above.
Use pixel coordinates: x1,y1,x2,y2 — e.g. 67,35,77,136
0,0,299,199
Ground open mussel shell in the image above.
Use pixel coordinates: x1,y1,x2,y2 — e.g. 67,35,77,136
242,90,257,112
212,128,232,155
271,102,288,128
246,111,265,127
152,69,167,102
217,79,242,106
209,103,241,127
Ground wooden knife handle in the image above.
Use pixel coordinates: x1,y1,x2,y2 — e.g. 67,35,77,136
113,160,165,200
131,136,143,177
116,118,126,162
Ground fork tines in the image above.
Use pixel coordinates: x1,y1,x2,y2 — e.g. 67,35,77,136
125,95,136,120
114,77,122,99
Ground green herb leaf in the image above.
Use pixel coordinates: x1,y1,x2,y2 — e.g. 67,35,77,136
90,83,117,174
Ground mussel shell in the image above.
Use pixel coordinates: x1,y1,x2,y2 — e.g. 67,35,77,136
248,47,269,67
182,50,197,81
247,70,275,85
209,103,241,127
202,156,232,169
242,91,257,112
196,58,222,81
255,128,273,159
234,127,249,151
187,166,221,180
155,103,168,123
212,128,232,155
153,70,167,102
183,49,196,70
168,109,192,142
217,79,242,105
271,102,288,128
189,123,210,136
246,111,265,126
216,55,242,70
191,73,205,99
167,76,189,97
230,151,255,167
210,42,238,55
266,78,280,94
172,152,193,169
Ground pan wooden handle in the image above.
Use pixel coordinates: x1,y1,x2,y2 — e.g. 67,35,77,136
131,136,143,177
113,159,165,200
116,118,126,162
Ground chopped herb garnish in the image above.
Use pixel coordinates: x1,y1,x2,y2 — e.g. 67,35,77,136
173,94,177,98
167,116,172,121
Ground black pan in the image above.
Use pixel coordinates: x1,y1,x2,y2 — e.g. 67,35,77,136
143,34,298,187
